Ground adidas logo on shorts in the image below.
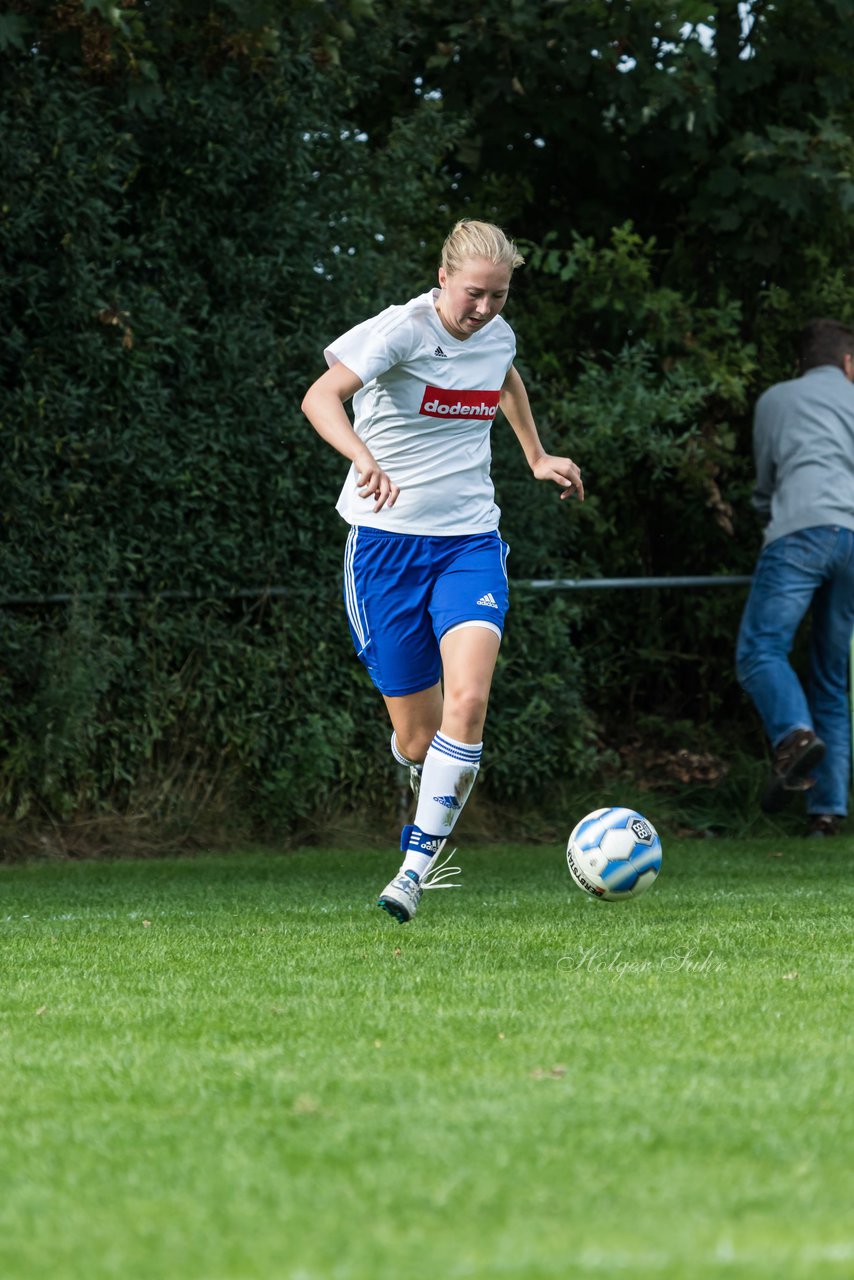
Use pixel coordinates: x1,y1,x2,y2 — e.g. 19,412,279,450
476,592,498,608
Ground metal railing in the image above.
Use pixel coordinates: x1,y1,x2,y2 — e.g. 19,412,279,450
521,575,753,591
0,576,755,608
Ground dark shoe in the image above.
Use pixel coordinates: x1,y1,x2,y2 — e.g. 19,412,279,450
807,814,843,838
760,730,826,814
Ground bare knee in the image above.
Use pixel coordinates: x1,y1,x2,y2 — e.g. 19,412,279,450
441,687,489,742
385,683,443,763
396,727,437,763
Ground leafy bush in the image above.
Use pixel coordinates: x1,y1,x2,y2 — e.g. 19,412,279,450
2,3,853,847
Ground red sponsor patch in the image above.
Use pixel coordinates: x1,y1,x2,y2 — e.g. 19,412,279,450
419,385,501,419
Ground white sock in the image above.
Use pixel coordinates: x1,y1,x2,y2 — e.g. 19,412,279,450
399,732,482,879
390,731,423,773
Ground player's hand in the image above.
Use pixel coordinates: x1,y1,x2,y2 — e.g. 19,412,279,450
532,453,584,501
355,457,400,511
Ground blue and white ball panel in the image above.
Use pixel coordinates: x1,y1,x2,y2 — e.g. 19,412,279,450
599,856,643,892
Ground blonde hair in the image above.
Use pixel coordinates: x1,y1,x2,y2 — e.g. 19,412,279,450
440,219,524,276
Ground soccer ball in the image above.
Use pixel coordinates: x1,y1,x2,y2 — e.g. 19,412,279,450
566,807,662,901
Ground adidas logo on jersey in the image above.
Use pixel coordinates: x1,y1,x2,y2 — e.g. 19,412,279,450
476,593,499,608
434,345,447,357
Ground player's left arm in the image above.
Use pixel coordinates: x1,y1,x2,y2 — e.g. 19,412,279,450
499,364,584,501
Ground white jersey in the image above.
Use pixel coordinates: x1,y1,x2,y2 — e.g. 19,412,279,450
324,289,516,535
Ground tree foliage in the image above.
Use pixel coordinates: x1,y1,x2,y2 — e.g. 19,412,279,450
1,1,853,842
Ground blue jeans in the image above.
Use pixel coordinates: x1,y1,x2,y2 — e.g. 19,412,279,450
736,526,854,816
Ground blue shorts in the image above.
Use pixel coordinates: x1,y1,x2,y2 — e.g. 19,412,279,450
343,526,510,696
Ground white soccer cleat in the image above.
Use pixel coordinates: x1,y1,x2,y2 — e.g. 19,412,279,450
377,847,461,924
377,870,424,923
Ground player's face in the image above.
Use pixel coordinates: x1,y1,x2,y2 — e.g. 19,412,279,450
436,257,512,340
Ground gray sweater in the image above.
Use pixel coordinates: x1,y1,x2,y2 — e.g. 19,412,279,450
752,364,854,547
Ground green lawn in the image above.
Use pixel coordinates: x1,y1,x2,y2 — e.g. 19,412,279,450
0,838,851,1280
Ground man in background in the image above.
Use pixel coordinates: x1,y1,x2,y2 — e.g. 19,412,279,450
736,318,854,835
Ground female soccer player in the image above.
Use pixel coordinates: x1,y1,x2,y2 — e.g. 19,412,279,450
301,219,583,922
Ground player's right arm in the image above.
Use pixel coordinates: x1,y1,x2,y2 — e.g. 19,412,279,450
301,362,399,511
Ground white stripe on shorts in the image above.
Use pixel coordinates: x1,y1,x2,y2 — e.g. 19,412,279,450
344,526,370,655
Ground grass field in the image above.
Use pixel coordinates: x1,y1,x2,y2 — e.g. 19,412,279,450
1,836,851,1280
